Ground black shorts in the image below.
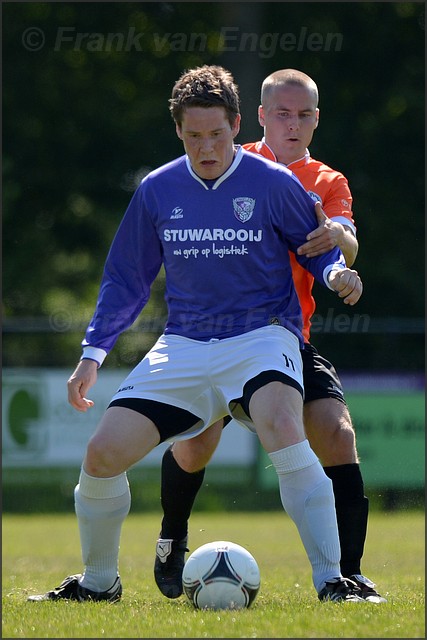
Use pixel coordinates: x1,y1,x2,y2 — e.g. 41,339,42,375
301,342,346,405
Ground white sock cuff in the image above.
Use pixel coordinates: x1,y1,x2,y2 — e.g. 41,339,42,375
77,468,129,499
268,439,318,474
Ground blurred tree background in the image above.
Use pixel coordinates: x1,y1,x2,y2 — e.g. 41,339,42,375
3,2,425,372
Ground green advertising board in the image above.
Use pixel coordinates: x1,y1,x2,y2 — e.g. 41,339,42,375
257,391,425,489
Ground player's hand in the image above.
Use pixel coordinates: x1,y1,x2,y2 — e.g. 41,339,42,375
67,359,98,412
328,268,363,305
297,202,344,257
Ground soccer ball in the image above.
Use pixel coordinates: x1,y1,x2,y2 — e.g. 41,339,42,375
182,540,260,610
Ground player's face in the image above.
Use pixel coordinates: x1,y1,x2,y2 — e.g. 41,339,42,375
176,106,241,179
258,84,319,165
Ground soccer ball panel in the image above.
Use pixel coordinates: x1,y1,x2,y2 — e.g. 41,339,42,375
195,581,248,610
182,540,260,610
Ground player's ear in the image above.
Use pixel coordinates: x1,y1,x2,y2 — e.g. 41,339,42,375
258,105,265,126
314,108,320,128
232,113,241,137
175,123,183,140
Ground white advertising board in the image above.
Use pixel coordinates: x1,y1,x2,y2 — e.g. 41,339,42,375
2,368,257,469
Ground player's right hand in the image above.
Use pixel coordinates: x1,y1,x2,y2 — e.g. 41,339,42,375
67,358,98,412
328,268,363,305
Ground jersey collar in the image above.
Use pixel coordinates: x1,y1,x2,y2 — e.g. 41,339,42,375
185,145,245,190
258,138,311,169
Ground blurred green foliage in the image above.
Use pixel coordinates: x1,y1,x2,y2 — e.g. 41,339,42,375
2,2,425,369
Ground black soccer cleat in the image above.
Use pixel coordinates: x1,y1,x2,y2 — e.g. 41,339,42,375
348,574,387,603
318,577,365,602
27,573,122,603
154,537,189,599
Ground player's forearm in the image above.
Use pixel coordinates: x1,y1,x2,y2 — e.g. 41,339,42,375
338,226,358,266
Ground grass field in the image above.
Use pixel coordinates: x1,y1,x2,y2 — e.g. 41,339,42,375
2,510,425,638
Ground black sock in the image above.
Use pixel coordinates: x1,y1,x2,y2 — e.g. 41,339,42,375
323,463,369,577
160,445,206,540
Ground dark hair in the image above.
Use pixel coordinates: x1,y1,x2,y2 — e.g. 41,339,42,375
169,65,240,127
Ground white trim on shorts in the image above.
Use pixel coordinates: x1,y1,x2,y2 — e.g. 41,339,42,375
109,324,303,443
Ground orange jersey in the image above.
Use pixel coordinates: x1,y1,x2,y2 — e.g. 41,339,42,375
243,140,356,342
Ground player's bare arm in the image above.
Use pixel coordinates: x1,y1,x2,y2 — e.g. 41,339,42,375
297,202,358,266
67,358,97,412
328,268,362,305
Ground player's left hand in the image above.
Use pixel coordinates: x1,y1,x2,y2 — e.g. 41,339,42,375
297,202,344,257
329,268,363,305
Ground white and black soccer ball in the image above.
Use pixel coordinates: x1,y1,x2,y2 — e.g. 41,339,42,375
182,540,260,610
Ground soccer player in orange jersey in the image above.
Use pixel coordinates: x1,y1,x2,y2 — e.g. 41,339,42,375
154,69,386,603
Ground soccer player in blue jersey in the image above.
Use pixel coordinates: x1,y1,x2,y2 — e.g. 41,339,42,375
27,65,365,604
154,69,386,604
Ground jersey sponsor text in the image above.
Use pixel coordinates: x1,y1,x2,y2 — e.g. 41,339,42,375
163,228,263,242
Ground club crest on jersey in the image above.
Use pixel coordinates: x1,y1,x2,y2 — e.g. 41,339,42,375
233,197,255,223
307,191,322,205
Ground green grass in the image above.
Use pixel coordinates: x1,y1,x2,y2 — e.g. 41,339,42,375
2,510,425,638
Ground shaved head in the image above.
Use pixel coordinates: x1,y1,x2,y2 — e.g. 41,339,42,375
261,69,319,108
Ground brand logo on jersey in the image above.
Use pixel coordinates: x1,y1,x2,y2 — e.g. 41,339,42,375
233,197,255,223
341,198,350,208
170,207,184,219
117,385,134,393
307,191,322,205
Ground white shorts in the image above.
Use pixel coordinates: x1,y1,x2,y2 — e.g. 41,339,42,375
109,324,303,443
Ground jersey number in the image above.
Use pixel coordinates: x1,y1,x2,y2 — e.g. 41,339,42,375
282,353,295,371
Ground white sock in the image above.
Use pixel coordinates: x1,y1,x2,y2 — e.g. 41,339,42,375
74,468,131,592
268,440,342,593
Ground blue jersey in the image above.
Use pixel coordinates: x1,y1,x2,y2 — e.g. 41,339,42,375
82,147,345,362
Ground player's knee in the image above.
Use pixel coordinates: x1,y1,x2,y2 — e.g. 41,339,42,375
85,435,120,477
335,419,356,453
173,434,220,472
172,442,213,472
324,417,358,463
